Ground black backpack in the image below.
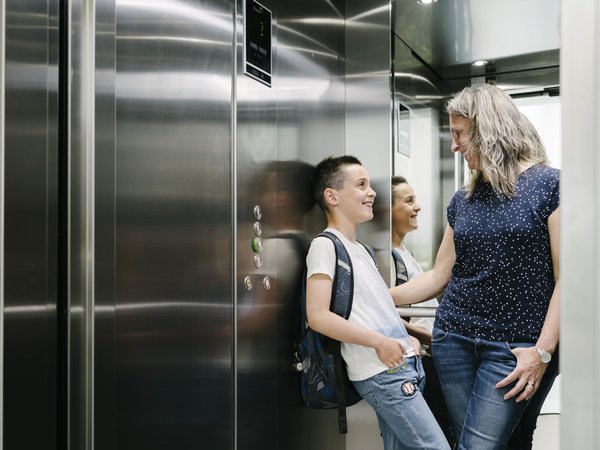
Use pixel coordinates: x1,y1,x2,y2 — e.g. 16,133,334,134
293,231,375,434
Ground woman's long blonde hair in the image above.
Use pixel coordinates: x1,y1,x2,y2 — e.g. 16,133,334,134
446,84,549,198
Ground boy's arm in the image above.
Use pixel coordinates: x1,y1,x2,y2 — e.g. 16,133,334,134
306,273,407,368
390,224,456,306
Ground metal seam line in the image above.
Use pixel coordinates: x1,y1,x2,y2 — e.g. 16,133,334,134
0,0,6,447
231,2,238,450
83,0,96,448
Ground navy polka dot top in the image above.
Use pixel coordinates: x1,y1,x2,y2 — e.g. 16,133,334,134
435,164,560,342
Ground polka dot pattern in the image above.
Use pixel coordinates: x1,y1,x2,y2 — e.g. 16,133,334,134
435,165,560,342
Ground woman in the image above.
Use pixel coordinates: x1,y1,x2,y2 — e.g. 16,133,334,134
390,84,560,450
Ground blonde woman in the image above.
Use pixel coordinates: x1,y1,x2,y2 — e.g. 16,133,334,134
390,84,560,450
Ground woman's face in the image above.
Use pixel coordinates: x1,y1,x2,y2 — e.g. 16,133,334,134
392,182,421,237
450,115,479,171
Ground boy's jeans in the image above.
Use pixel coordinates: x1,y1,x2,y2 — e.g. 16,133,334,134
352,357,451,450
432,327,533,450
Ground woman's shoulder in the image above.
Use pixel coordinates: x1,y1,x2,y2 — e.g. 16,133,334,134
520,164,560,191
529,164,560,180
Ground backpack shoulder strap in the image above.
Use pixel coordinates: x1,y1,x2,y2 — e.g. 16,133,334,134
316,232,355,434
391,248,409,286
357,241,376,266
318,231,353,319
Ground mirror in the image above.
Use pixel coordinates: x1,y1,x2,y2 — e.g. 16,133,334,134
391,0,561,448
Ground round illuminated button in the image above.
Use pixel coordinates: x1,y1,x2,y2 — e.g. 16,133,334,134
252,237,263,253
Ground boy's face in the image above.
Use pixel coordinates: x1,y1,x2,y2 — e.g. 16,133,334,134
330,164,376,223
392,182,421,236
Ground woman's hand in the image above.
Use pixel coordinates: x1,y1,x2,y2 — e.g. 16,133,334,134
408,335,422,357
496,346,549,402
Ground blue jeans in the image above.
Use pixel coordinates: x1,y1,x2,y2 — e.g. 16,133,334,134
432,328,532,450
352,357,451,450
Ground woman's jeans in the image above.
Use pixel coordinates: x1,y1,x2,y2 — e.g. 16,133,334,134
432,327,533,450
352,357,451,450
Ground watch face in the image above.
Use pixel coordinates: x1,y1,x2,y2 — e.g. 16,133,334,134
538,349,552,364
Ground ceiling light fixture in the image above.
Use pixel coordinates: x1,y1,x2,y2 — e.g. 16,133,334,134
472,60,488,67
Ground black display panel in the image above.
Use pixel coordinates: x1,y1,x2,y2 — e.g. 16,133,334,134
244,0,272,86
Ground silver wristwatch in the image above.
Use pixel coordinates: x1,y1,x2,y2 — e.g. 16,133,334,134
535,347,552,364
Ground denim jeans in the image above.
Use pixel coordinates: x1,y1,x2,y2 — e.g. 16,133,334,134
352,357,451,450
432,327,533,450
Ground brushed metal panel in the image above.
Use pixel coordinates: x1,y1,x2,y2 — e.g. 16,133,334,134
393,0,560,77
3,1,59,449
94,0,117,449
70,0,98,448
113,1,234,449
235,1,278,448
345,0,393,282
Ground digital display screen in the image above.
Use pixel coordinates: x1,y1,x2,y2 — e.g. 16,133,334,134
244,0,272,86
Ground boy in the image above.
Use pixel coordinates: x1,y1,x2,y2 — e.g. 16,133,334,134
305,156,449,450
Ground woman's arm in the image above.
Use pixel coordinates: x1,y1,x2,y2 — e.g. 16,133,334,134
390,224,456,306
307,273,407,368
497,207,560,401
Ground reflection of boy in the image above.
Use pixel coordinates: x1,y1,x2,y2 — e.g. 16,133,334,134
306,156,449,450
391,176,455,447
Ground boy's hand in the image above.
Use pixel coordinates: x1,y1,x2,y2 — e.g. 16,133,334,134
374,336,406,368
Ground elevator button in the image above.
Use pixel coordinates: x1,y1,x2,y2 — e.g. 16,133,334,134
253,205,262,220
253,254,262,268
262,276,271,290
243,276,253,291
251,237,263,253
253,221,262,236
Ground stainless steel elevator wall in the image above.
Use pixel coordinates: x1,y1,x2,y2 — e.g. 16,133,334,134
3,1,59,449
109,1,235,449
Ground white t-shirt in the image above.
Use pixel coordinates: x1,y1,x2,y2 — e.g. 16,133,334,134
306,228,415,381
395,246,439,332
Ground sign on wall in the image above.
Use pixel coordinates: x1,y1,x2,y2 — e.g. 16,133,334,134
244,0,272,87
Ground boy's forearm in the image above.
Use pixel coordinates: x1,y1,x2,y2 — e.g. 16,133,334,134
309,310,386,350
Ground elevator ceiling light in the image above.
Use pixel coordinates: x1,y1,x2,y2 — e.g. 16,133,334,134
418,0,437,4
472,60,488,67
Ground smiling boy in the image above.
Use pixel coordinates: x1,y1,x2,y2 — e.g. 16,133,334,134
305,155,450,450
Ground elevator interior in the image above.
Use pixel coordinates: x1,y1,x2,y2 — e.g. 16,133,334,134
0,1,563,450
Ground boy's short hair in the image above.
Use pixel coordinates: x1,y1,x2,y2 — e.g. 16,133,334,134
391,175,408,206
313,155,362,213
